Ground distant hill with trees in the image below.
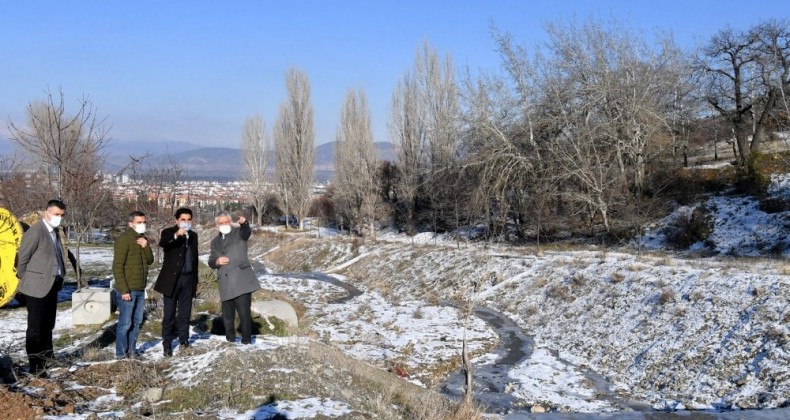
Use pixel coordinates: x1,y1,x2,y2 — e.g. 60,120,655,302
102,141,394,181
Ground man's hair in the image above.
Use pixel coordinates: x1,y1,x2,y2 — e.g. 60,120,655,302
215,211,231,223
174,207,193,219
128,210,146,222
46,199,66,211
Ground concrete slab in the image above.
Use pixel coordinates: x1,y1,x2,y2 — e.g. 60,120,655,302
72,288,112,325
251,299,299,328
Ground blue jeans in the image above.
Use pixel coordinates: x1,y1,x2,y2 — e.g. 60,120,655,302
116,290,145,358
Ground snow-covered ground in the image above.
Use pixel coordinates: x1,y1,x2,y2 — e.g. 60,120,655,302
640,173,790,256
1,304,355,419
2,174,789,416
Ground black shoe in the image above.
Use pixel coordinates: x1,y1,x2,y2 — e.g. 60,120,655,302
163,347,173,357
179,341,190,348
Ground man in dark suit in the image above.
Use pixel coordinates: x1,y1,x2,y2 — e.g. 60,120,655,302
15,199,71,376
154,207,199,357
208,212,260,344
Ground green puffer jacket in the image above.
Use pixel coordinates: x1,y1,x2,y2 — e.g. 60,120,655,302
112,227,154,294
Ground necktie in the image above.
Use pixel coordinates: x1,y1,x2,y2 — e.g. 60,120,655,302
182,233,192,274
52,228,65,276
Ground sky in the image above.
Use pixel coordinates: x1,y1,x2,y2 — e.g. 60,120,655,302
0,0,787,149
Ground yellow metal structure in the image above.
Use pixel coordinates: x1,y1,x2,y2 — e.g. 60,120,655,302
0,208,23,307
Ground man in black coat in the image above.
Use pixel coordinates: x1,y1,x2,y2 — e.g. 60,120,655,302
153,207,198,356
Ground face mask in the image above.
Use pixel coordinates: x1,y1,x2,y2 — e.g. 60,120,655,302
219,225,231,235
179,222,192,231
134,223,147,234
47,215,62,228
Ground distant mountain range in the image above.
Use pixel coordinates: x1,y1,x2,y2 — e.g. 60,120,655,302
2,137,395,181
105,140,394,181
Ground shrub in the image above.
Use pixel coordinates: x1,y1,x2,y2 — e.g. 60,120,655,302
758,197,790,213
658,288,675,305
735,153,771,197
665,205,714,249
673,165,736,204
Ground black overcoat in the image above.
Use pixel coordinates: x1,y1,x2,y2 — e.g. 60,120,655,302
153,225,199,298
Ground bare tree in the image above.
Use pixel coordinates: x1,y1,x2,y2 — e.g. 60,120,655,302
542,19,687,195
131,155,187,230
389,71,424,234
333,88,379,238
0,152,41,216
459,64,539,240
751,20,790,138
241,114,271,226
415,41,461,233
273,68,315,230
7,88,114,288
528,19,689,233
695,19,790,165
7,87,111,198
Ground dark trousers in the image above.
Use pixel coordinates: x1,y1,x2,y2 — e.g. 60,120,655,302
162,273,195,349
221,292,252,343
25,276,62,374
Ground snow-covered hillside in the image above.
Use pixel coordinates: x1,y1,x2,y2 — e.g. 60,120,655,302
640,173,790,256
261,174,790,412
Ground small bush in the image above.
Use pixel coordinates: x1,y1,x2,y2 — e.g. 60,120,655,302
571,274,587,287
673,165,736,204
658,288,675,305
611,272,625,283
759,197,790,213
735,153,772,197
545,284,575,302
752,286,767,298
665,205,714,249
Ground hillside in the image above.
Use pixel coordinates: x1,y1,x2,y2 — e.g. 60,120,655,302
103,140,394,180
254,172,790,413
0,158,788,418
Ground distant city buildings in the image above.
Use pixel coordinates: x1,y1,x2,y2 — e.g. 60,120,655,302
106,174,327,210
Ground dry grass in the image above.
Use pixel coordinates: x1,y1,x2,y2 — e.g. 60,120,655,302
70,359,168,400
545,284,575,302
611,272,626,283
658,288,676,305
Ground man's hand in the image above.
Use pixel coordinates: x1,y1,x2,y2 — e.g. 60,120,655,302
121,293,131,301
137,237,148,248
217,256,230,266
176,228,187,237
237,216,246,225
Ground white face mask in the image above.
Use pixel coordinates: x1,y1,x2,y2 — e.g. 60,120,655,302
179,222,192,231
219,225,231,235
46,214,62,228
134,223,147,234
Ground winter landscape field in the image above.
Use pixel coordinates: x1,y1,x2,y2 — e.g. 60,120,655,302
0,175,788,419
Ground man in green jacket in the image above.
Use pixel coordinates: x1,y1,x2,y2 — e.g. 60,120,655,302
113,210,153,359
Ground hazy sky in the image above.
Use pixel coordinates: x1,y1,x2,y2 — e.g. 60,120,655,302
0,1,786,148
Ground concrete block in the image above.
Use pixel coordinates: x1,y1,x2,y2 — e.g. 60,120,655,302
251,299,299,328
72,288,112,325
